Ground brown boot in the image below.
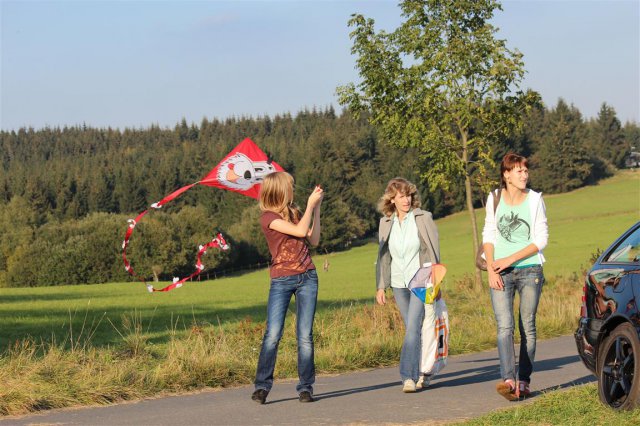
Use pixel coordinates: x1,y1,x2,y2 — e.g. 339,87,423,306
496,379,518,401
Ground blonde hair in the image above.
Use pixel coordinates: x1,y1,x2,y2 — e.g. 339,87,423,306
378,177,421,217
259,171,300,222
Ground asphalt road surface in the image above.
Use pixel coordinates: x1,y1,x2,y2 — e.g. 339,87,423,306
1,335,595,425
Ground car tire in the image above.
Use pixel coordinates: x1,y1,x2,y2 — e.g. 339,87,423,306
597,322,640,410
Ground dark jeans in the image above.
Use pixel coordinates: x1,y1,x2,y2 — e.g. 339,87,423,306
254,269,318,393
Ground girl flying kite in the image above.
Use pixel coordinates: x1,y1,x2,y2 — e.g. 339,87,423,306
251,172,323,405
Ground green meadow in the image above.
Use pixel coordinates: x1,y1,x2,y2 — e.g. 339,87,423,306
1,170,637,349
0,170,638,416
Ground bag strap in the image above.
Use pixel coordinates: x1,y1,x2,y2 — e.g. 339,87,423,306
492,188,501,216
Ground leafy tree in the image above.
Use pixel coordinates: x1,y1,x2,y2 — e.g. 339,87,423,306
173,204,230,275
491,105,544,167
227,204,270,266
337,0,539,286
0,196,36,286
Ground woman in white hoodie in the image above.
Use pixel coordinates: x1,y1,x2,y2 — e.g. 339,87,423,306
482,153,548,401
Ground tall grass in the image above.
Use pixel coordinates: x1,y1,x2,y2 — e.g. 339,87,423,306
0,302,399,415
0,273,581,416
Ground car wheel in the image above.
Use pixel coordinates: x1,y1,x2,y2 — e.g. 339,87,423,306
597,322,640,410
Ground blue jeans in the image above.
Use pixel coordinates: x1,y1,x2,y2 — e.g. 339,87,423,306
254,269,318,394
490,265,544,384
392,287,425,382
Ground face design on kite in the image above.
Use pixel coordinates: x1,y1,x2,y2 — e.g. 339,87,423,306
217,153,276,190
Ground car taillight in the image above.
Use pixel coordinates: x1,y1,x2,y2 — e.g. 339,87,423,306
580,284,587,318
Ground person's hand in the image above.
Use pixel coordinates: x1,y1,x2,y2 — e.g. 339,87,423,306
307,186,324,209
491,256,513,274
487,268,504,291
376,288,386,305
315,185,324,208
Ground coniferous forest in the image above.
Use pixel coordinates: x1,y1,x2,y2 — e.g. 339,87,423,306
0,101,637,287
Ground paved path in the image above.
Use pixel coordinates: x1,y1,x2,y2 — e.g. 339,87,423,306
1,335,594,425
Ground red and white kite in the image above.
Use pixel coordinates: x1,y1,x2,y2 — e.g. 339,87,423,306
122,138,283,292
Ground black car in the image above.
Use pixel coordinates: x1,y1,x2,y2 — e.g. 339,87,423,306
575,221,640,410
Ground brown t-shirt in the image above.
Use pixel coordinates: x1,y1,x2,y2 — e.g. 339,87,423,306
261,211,315,278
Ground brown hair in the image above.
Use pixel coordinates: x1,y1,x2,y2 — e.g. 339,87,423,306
259,172,300,222
378,177,421,217
500,153,529,188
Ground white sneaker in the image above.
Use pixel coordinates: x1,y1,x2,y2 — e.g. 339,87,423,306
402,379,416,393
416,375,432,390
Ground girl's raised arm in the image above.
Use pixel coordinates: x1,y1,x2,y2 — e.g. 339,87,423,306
269,186,323,238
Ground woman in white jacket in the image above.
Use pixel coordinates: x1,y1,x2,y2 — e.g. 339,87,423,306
482,153,548,401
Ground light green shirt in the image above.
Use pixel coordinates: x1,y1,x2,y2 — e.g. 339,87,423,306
388,210,421,288
495,194,541,267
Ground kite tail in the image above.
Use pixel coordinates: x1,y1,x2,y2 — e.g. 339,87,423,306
148,183,198,209
122,209,153,289
150,233,229,292
122,182,231,293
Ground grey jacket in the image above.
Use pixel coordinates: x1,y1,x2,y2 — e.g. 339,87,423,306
376,208,440,290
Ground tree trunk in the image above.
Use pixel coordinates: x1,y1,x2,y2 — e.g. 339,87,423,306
464,172,482,289
461,131,483,290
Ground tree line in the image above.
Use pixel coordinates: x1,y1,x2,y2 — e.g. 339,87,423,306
0,102,636,287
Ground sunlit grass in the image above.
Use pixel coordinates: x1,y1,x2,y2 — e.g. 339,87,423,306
0,170,638,416
0,273,581,417
458,384,640,425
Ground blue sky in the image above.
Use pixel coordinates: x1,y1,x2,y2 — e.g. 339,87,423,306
1,0,638,131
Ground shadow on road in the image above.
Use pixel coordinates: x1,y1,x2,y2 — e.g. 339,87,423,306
430,354,586,389
536,354,583,372
313,382,399,402
266,382,398,404
535,375,596,395
268,353,593,404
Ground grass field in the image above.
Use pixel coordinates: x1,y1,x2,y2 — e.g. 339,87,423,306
1,170,637,349
0,170,638,416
